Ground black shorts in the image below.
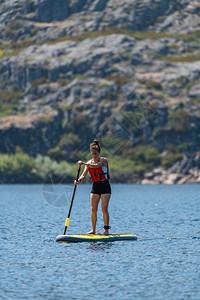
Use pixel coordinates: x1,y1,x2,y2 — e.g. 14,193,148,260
91,180,111,195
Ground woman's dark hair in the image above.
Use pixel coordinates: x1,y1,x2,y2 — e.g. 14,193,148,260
90,138,101,153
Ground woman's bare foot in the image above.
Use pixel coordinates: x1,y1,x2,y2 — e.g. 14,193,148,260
86,230,95,234
103,230,109,235
103,225,110,235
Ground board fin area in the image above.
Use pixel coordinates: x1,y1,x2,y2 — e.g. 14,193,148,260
56,233,137,243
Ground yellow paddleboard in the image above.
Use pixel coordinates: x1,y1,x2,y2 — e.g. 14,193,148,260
56,233,137,243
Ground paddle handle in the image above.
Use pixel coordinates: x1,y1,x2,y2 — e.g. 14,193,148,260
63,165,81,235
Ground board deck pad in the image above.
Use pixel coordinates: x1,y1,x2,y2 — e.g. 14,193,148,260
56,233,137,243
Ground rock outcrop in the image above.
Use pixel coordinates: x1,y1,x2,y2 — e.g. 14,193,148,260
0,0,200,183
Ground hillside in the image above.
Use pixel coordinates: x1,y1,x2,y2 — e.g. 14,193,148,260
0,0,200,183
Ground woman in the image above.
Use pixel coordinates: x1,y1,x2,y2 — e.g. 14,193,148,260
75,139,111,235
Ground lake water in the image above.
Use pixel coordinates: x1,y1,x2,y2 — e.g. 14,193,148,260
1,184,200,300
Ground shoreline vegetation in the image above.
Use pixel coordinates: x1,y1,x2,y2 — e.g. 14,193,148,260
0,148,199,184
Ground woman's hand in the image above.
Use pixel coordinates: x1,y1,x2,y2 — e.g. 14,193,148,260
74,177,83,185
77,160,83,165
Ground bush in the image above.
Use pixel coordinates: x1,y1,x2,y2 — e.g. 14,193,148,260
0,151,85,183
109,156,135,176
161,153,183,167
108,154,153,180
34,155,73,179
106,75,132,87
123,145,160,165
48,133,82,161
160,54,200,63
101,136,132,156
145,80,162,90
108,145,161,178
0,152,35,183
0,88,24,117
121,111,144,135
38,116,53,123
175,142,188,152
169,109,190,132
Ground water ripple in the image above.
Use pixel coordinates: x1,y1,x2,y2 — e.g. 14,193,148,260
1,184,200,300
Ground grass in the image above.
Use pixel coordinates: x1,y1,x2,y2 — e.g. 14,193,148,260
31,77,47,86
158,53,200,63
0,40,13,57
185,80,200,92
1,27,200,57
106,75,132,87
38,116,54,123
48,28,200,44
0,38,33,57
0,88,24,117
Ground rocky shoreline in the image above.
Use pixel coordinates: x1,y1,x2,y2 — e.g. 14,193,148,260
142,167,200,184
0,0,200,183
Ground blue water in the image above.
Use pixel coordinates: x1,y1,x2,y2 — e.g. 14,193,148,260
0,184,200,300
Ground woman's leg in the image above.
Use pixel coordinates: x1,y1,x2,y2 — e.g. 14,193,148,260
87,193,101,234
101,193,111,235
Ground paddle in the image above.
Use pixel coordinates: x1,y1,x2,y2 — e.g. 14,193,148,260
63,165,81,235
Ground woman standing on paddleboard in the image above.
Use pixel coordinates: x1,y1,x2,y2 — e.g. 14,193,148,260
75,139,111,235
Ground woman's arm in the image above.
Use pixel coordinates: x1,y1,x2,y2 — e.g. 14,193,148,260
75,165,89,185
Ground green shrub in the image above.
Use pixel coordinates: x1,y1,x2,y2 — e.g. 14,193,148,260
109,156,135,175
169,109,190,132
185,80,200,92
153,126,169,138
161,153,183,167
101,136,132,155
35,155,72,178
121,111,144,134
144,147,160,164
106,75,132,87
32,77,47,86
107,91,118,100
58,103,71,111
109,154,153,179
0,88,23,117
158,53,200,63
63,133,79,144
42,28,200,46
175,142,188,152
48,133,83,161
172,76,188,86
145,80,162,90
38,116,53,123
47,146,63,161
69,115,90,129
187,98,200,106
124,145,160,165
0,152,35,183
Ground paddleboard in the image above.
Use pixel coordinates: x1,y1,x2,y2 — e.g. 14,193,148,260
56,233,137,243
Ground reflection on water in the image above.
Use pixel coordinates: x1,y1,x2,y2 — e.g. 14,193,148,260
86,242,113,251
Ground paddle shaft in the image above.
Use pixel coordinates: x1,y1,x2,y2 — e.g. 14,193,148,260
63,165,81,235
